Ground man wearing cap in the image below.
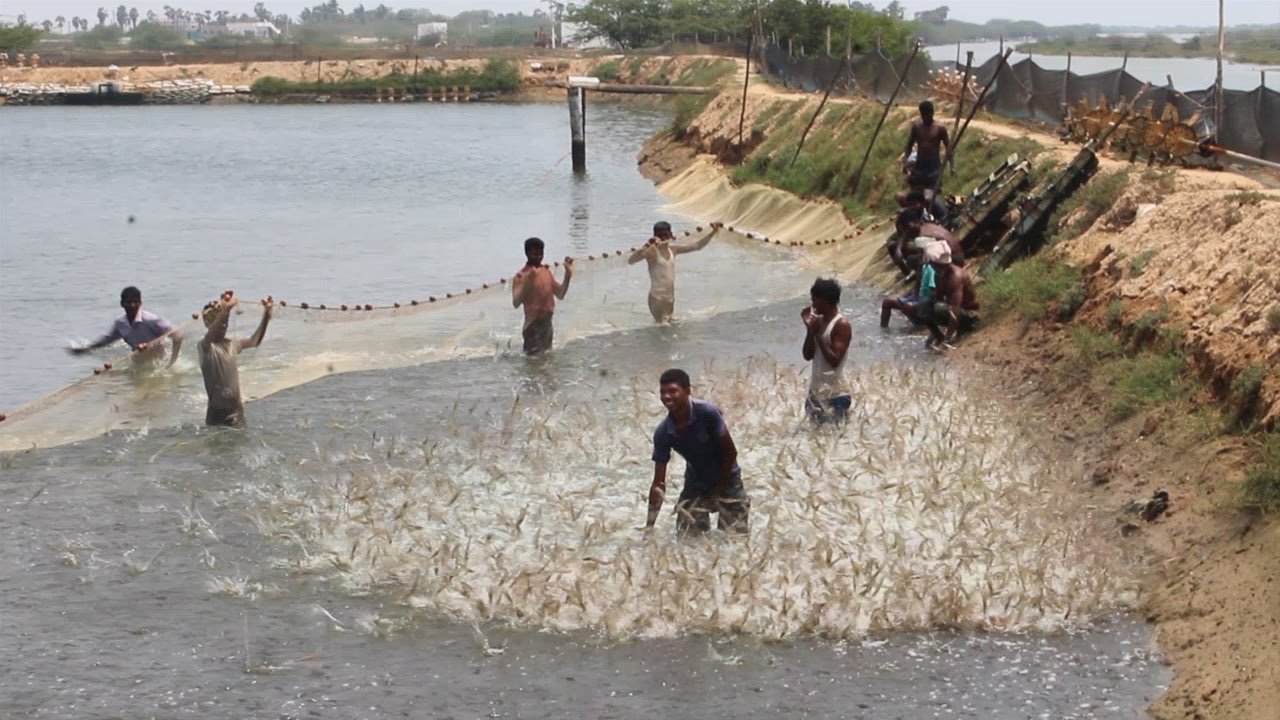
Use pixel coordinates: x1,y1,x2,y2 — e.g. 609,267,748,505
903,100,950,192
628,221,720,323
69,285,183,366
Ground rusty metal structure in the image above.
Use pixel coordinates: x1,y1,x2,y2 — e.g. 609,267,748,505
1063,94,1209,166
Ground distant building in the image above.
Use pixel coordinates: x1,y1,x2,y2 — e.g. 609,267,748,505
416,22,448,42
217,21,281,39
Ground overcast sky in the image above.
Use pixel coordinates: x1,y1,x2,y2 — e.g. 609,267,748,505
3,0,1277,28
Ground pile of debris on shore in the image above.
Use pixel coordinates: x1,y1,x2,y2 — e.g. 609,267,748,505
0,79,252,106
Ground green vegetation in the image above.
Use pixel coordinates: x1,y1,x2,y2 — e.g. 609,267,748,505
1230,364,1268,430
569,0,913,55
73,24,124,50
0,23,43,53
1242,432,1280,511
1106,352,1189,420
1225,191,1276,205
1049,170,1130,242
251,58,522,96
129,22,187,50
675,58,738,87
1129,249,1156,277
593,59,622,82
977,257,1081,322
1267,305,1280,333
1016,27,1280,66
915,16,1101,45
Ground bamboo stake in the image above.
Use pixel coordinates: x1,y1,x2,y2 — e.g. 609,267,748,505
847,41,922,195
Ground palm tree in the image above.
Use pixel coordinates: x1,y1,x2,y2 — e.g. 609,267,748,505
42,19,53,33
97,7,108,27
56,16,66,33
116,5,128,28
129,8,139,28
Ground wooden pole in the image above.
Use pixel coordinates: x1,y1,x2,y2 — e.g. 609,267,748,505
737,27,754,147
953,51,973,139
948,48,1014,169
567,87,585,173
1063,52,1071,110
790,56,846,167
847,41,922,195
826,25,831,56
414,55,419,77
1215,0,1225,136
316,56,321,84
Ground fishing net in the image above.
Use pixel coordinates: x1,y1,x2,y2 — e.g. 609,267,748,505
0,219,896,452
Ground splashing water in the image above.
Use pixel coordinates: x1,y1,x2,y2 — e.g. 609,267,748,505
248,358,1136,641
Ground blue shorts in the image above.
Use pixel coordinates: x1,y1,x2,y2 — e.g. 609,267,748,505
806,394,852,425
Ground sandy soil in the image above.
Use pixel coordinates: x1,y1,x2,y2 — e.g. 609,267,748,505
642,75,1280,720
0,54,737,90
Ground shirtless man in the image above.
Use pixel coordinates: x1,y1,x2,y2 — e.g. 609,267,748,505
627,221,720,323
902,100,950,192
198,292,273,428
801,278,853,425
69,285,183,367
929,260,981,344
512,237,573,355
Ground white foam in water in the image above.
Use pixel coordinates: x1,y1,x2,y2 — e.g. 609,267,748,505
247,359,1138,641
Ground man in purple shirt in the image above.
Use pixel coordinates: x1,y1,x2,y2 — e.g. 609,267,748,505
644,368,750,537
69,286,183,366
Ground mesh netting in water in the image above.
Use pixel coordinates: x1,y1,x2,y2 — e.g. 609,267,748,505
0,223,893,451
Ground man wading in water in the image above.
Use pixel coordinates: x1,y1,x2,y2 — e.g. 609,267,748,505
801,278,853,425
644,368,750,537
69,285,183,366
627,221,720,323
902,100,950,193
512,237,573,355
198,292,272,428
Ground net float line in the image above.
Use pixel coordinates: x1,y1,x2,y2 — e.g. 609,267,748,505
0,319,202,427
0,219,893,424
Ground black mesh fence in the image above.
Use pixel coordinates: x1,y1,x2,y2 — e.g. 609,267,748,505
759,44,1279,163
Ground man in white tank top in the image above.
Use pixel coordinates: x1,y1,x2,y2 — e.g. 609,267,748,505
801,278,852,425
627,221,720,323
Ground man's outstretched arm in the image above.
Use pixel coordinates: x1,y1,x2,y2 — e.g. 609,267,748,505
672,225,720,255
239,302,274,351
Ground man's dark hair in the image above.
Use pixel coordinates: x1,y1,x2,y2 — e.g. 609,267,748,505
524,237,545,252
810,278,841,305
897,206,924,226
904,189,927,205
653,221,672,236
659,368,691,389
919,100,934,116
120,286,142,303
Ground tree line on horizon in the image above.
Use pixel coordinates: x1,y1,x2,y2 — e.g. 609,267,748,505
0,0,919,57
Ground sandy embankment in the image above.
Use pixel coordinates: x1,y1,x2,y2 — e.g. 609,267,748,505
643,75,1280,720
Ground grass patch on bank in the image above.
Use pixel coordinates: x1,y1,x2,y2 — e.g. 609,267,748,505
251,58,521,95
675,58,738,87
977,257,1082,322
593,60,622,82
1049,169,1130,242
727,102,1044,218
1242,432,1280,511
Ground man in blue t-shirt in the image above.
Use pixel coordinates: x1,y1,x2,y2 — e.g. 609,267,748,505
644,368,750,537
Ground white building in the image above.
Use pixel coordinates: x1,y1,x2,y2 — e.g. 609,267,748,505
416,22,448,42
221,21,281,39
